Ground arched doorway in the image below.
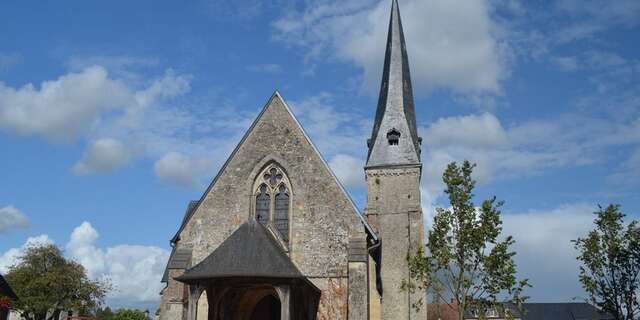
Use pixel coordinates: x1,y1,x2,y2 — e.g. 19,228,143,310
196,290,208,320
248,295,280,320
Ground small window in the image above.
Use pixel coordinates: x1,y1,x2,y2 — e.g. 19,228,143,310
387,129,400,145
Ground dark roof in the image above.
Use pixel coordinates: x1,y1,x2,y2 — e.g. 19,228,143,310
170,200,199,244
176,219,304,282
0,274,18,300
366,0,421,167
161,247,193,283
463,303,523,319
521,303,614,320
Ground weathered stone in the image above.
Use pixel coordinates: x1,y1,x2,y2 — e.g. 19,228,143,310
365,166,426,320
161,93,367,320
348,262,368,320
312,278,349,320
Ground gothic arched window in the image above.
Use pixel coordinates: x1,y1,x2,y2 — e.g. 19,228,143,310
255,184,270,225
274,185,290,242
252,163,291,245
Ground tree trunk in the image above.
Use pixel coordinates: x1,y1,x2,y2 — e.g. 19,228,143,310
47,309,61,320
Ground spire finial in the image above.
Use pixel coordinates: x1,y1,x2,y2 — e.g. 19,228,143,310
366,0,421,168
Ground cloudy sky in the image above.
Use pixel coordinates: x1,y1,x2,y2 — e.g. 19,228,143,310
1,0,639,310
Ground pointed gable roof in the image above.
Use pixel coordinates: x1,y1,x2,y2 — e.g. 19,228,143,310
169,91,377,244
367,0,421,168
521,303,614,320
0,273,18,300
175,219,304,282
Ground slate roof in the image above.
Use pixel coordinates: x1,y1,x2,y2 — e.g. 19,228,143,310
367,0,421,167
521,303,614,320
0,273,18,300
161,247,193,283
176,219,305,283
170,200,199,244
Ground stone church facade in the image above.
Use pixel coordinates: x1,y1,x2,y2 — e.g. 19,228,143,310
158,1,426,319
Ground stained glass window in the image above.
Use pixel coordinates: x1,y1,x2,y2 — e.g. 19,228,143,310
274,185,290,242
254,164,291,246
255,184,270,225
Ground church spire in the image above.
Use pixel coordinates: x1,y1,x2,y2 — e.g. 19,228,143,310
366,0,421,168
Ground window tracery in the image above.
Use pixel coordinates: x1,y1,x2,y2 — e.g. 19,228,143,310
253,163,291,245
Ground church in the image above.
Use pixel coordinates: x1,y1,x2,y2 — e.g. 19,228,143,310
158,1,426,319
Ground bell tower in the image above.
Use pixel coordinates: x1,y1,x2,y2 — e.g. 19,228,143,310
365,0,426,319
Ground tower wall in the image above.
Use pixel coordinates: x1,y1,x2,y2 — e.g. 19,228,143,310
365,165,426,320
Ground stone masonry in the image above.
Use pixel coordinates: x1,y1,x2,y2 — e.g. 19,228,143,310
160,93,368,320
365,166,426,320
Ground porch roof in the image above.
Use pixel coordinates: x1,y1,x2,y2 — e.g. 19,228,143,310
175,219,308,284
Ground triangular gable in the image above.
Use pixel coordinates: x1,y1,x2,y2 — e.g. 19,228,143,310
0,273,18,300
170,91,377,244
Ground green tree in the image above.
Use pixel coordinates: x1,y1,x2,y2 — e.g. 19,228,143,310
573,204,640,320
5,244,111,320
95,307,115,320
404,161,530,320
112,309,148,320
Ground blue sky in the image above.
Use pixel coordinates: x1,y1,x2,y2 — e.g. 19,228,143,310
0,0,639,310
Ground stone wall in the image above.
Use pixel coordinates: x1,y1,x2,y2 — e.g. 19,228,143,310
170,94,368,319
160,269,187,320
368,255,381,320
365,165,426,320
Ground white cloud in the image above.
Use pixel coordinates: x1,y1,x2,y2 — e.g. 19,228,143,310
290,93,369,157
132,69,191,109
0,63,237,186
0,222,170,305
273,0,508,95
0,206,29,233
329,154,366,188
503,203,596,300
425,113,508,149
66,222,170,304
0,235,53,273
154,152,213,187
421,112,640,203
72,138,134,175
0,66,134,141
66,221,106,278
422,113,555,197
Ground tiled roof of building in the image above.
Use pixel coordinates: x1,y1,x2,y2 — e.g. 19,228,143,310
160,246,193,283
428,303,459,320
429,302,613,320
521,303,614,320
